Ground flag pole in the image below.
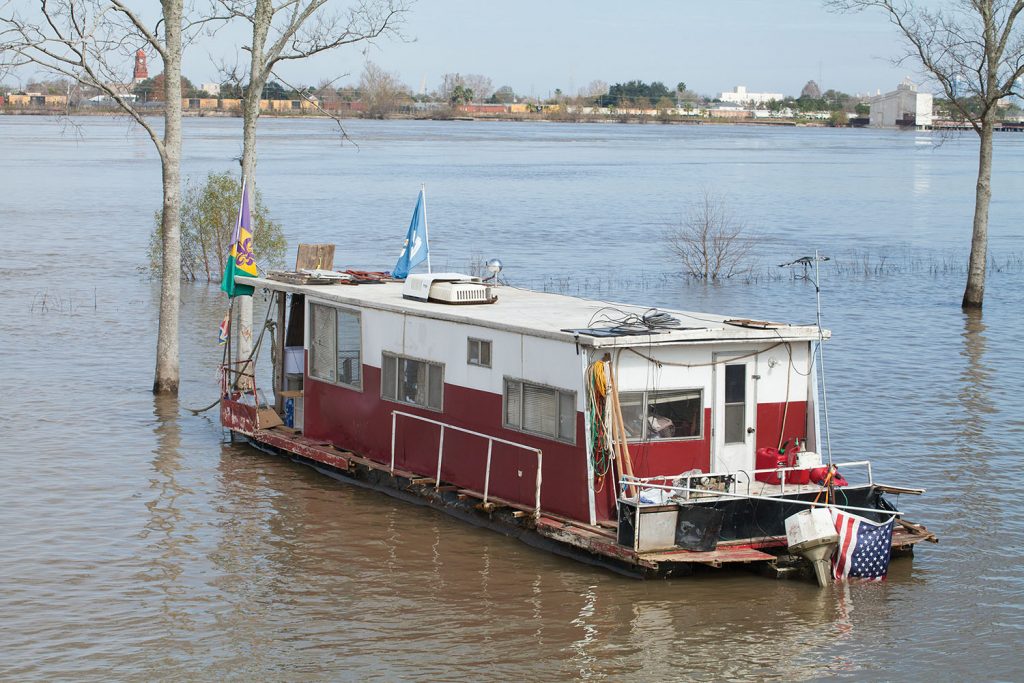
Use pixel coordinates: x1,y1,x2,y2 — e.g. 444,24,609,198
421,184,431,273
236,175,254,391
237,176,247,232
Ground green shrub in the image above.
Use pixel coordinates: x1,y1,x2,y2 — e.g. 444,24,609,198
149,171,287,282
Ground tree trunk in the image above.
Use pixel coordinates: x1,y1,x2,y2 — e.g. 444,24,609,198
962,112,994,309
153,0,184,394
236,0,272,388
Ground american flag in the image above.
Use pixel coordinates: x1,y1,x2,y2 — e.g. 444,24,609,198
217,312,230,346
831,509,896,581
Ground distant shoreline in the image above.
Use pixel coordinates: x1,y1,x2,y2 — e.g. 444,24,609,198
0,107,842,128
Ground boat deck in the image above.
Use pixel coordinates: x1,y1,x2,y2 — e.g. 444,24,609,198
226,398,937,576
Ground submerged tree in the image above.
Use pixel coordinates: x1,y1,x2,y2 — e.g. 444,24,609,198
2,0,190,394
149,171,287,282
665,191,755,280
829,0,1024,309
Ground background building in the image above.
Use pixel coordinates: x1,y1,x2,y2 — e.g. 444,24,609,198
719,85,783,105
132,50,148,84
870,77,933,129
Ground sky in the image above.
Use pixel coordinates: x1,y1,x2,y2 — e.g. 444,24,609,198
6,0,919,98
255,0,916,98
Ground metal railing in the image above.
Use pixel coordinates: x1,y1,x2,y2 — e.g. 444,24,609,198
390,410,543,519
618,460,895,518
624,460,874,499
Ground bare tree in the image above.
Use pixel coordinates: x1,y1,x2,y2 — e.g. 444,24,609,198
461,73,492,101
213,0,406,373
582,79,609,100
358,60,407,117
436,72,463,101
829,0,1024,309
1,0,192,394
434,72,491,102
665,191,755,280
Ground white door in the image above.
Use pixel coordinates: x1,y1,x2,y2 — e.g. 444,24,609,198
713,354,757,474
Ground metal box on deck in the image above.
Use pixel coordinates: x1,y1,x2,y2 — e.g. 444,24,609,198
617,499,679,552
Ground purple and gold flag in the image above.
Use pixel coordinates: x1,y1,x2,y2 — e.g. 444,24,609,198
221,178,257,297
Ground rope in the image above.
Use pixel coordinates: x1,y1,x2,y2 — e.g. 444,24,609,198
186,397,222,415
778,343,792,452
622,341,785,369
229,295,276,393
585,360,614,492
185,302,234,414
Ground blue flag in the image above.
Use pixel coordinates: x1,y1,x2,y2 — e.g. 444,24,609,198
392,189,428,279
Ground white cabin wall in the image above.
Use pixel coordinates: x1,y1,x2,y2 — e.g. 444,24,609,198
611,345,714,394
414,321,526,391
360,307,405,364
755,342,810,403
610,341,809,405
523,336,587,408
338,304,581,398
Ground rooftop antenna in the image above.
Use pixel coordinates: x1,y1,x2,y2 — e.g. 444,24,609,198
779,251,833,465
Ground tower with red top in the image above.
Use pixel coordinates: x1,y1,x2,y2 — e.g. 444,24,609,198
133,49,148,84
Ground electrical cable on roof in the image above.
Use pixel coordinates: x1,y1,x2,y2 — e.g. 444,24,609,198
587,306,685,334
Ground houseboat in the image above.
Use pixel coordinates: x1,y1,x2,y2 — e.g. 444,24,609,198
220,267,936,581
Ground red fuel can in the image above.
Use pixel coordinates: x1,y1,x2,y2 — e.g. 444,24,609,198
755,446,787,484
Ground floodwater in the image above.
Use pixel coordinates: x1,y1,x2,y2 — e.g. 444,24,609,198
1,115,1023,681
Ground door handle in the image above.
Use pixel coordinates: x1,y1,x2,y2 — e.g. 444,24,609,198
747,427,756,434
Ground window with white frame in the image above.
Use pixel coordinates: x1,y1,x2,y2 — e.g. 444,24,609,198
504,378,576,443
309,303,362,389
467,338,492,367
381,352,444,411
619,389,703,441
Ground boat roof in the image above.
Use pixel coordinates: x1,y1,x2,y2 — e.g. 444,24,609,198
239,275,828,347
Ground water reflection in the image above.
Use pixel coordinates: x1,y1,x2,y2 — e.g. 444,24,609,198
955,309,996,466
139,396,194,615
568,583,599,677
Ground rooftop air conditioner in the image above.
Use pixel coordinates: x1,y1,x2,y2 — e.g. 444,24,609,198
402,273,498,305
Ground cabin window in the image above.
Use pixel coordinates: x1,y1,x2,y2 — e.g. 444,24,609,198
724,364,746,443
381,352,443,411
467,338,492,368
308,303,362,390
620,389,703,441
503,378,576,443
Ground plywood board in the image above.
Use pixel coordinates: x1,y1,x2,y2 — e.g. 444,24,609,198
296,243,335,271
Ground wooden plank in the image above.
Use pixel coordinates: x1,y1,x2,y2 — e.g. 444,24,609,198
410,477,435,485
876,484,926,495
296,243,335,271
536,517,638,563
894,520,939,544
640,547,777,564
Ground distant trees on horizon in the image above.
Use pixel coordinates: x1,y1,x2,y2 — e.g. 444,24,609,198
9,71,1021,121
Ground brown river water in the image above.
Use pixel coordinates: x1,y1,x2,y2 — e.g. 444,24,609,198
1,116,1023,681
